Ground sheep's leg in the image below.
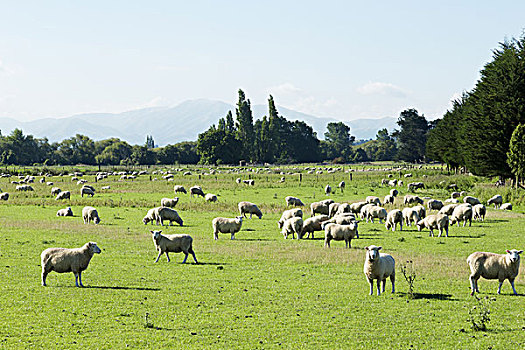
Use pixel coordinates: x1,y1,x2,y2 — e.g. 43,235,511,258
41,270,48,286
182,252,188,264
74,273,80,287
368,278,374,295
390,274,395,293
324,238,330,248
469,275,478,295
509,279,517,295
468,219,471,227
165,252,170,262
376,279,381,296
154,251,162,263
78,272,83,287
231,231,235,240
189,248,198,264
381,279,386,294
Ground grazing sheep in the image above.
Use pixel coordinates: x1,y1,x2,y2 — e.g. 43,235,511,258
0,192,8,200
323,222,358,248
439,203,459,215
384,194,395,205
407,182,425,191
281,217,304,239
500,203,512,210
385,209,403,231
487,195,503,209
350,201,368,214
463,196,481,206
360,203,376,221
212,216,243,240
51,187,61,195
448,184,458,191
335,203,352,216
80,187,95,197
101,185,110,190
56,207,73,217
205,193,218,202
302,215,330,239
325,184,332,195
55,191,71,200
338,181,345,192
390,189,399,197
41,242,101,287
416,214,449,237
451,192,460,199
82,206,101,224
190,186,205,198
366,196,381,206
151,230,197,263
82,184,95,192
402,207,421,227
156,207,183,226
236,178,242,184
285,196,304,207
404,195,423,205
46,182,53,186
238,201,263,219
473,204,486,221
143,207,161,225
388,179,398,187
363,245,395,296
328,202,341,217
319,199,335,206
449,204,472,227
278,208,303,229
444,198,459,204
174,185,187,194
412,205,426,219
310,201,330,217
366,206,388,224
161,197,179,207
467,250,523,295
460,191,467,197
321,213,357,229
427,199,444,211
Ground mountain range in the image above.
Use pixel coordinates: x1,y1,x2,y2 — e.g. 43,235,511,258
0,99,398,146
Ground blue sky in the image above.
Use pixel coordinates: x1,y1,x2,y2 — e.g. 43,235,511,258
0,0,524,122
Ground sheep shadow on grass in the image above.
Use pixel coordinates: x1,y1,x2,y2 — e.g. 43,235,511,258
397,292,456,301
86,286,161,291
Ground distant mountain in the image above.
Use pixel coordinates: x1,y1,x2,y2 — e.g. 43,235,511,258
0,99,397,145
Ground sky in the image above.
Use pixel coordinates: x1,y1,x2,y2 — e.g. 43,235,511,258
0,0,524,122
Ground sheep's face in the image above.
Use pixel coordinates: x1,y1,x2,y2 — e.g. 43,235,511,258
94,217,101,224
143,217,150,225
151,231,162,241
89,242,101,254
416,221,424,231
366,246,382,262
506,250,523,263
236,216,243,224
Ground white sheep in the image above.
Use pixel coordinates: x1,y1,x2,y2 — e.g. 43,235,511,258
51,187,61,195
156,207,183,226
438,203,459,215
385,209,403,231
404,195,423,205
323,222,358,248
151,230,197,263
190,186,205,198
412,205,426,219
363,245,395,296
101,186,111,190
444,198,459,204
473,204,486,221
238,201,263,219
56,207,73,217
467,249,522,295
338,181,345,192
328,202,341,217
212,216,243,240
449,204,472,227
500,203,512,210
360,203,376,221
402,207,420,227
407,182,424,191
321,214,357,235
161,197,179,207
325,184,332,195
82,206,101,224
451,192,460,199
427,199,444,211
463,196,481,206
383,194,395,205
487,195,503,209
366,196,381,206
350,201,368,214
285,196,304,207
236,177,242,184
301,215,330,239
81,187,95,197
41,242,101,287
174,185,187,194
0,192,8,200
143,207,161,225
416,214,449,237
55,191,71,200
390,189,398,197
278,208,303,229
281,217,304,239
310,201,330,216
335,203,352,216
205,193,218,202
366,206,387,224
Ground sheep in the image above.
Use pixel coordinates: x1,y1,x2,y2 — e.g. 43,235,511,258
41,242,101,287
460,191,467,197
416,214,449,237
101,185,110,190
439,203,459,215
407,182,425,191
444,198,459,204
412,205,426,219
243,179,255,186
467,249,523,295
328,202,341,217
278,208,303,229
366,206,388,224
427,199,444,211
319,199,335,206
156,207,183,226
236,177,242,184
325,184,332,195
500,203,512,210
301,215,330,239
338,181,345,192
350,201,368,214
487,195,503,209
390,189,398,197
285,196,304,207
381,178,389,186
281,217,304,239
161,197,179,207
80,187,95,197
212,216,243,240
366,196,381,206
56,207,73,217
360,203,376,221
323,222,358,248
388,179,397,187
51,187,61,195
463,196,481,206
449,204,472,227
335,203,352,216
55,191,71,200
310,201,330,216
404,195,423,205
190,186,205,198
46,181,53,186
385,209,403,231
238,201,263,219
363,245,395,296
402,207,420,227
0,192,8,200
473,204,486,221
151,230,197,263
143,207,161,225
383,194,395,205
321,213,357,228
451,192,460,199
82,206,101,224
174,185,187,194
205,193,218,202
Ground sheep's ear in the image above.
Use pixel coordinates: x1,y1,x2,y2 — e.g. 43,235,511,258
377,246,382,250
518,250,523,254
150,231,155,234
506,249,511,254
365,246,369,251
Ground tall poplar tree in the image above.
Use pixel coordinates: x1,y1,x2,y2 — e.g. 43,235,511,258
235,89,255,161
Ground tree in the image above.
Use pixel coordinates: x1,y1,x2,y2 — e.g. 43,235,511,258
235,89,255,161
507,123,525,187
95,141,133,165
145,135,155,149
55,134,96,165
324,122,355,161
393,109,429,162
196,125,240,165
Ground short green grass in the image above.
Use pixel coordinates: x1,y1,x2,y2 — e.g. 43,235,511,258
0,166,524,349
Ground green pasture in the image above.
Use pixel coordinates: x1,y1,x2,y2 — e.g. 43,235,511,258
0,167,524,349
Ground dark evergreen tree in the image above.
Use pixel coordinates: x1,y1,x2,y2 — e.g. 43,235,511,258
393,109,429,162
324,122,355,161
507,123,525,186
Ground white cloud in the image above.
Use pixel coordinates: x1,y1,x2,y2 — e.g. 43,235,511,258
266,83,340,117
356,82,408,98
0,59,14,76
268,82,303,95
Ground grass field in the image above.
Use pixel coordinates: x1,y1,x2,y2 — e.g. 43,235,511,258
0,166,524,349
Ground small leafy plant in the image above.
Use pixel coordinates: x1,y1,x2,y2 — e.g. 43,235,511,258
144,312,154,329
467,295,492,331
400,260,416,299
